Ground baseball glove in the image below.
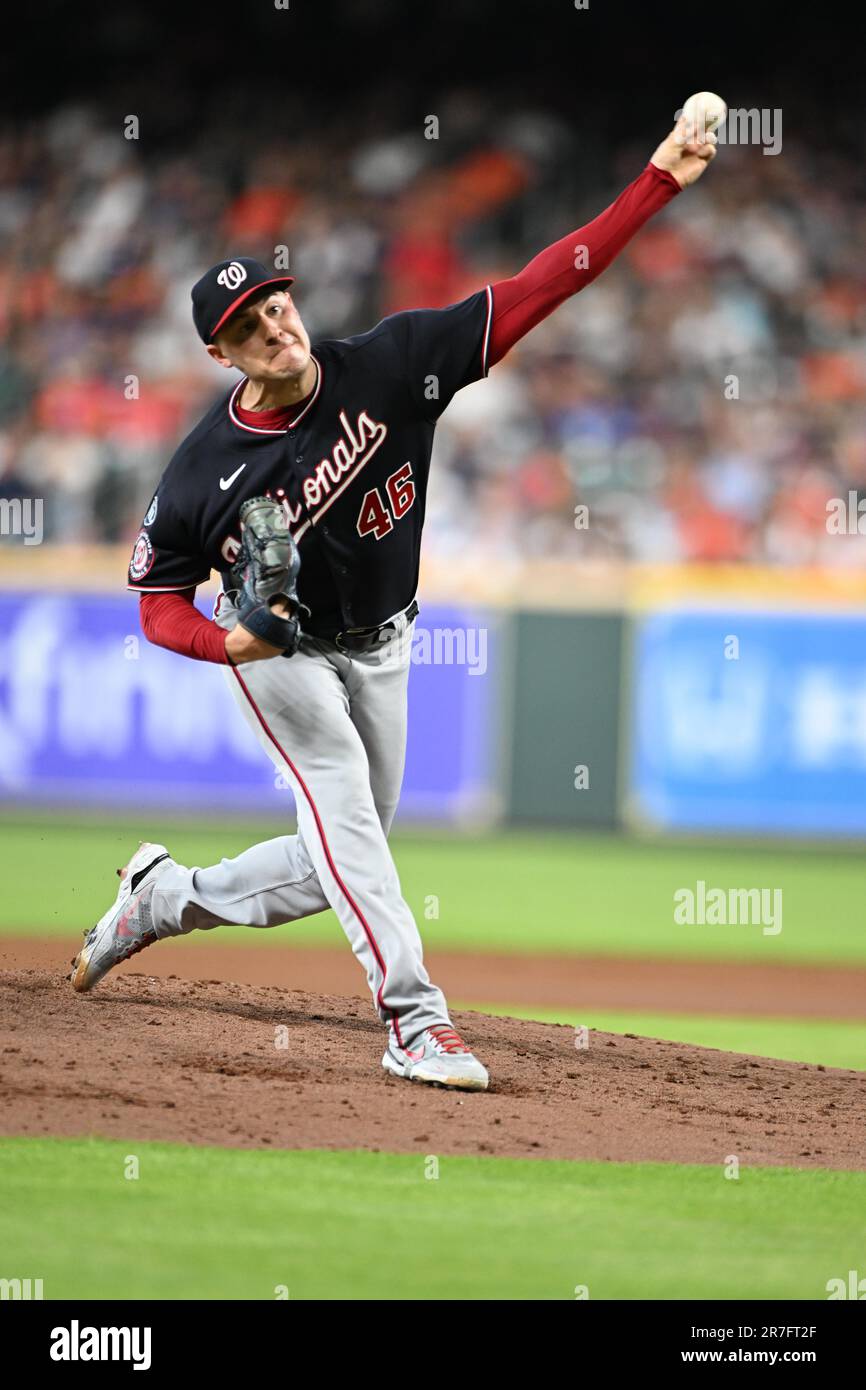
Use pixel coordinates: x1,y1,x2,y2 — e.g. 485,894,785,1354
230,496,309,657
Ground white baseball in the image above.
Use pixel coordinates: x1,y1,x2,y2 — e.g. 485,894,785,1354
681,91,727,137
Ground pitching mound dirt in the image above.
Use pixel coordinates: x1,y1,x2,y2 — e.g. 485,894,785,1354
7,937,866,1020
1,968,863,1169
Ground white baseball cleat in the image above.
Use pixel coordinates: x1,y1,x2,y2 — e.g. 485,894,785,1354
382,1024,489,1091
70,842,173,993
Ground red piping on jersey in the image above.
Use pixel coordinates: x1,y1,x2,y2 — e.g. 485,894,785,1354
229,664,407,1048
129,581,209,593
481,283,493,376
228,355,323,434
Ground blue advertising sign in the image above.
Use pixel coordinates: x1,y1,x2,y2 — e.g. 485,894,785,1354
0,593,498,821
628,609,866,834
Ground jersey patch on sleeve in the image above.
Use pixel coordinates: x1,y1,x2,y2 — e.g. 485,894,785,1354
129,529,155,582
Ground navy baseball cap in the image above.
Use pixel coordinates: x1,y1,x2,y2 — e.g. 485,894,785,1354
191,257,295,344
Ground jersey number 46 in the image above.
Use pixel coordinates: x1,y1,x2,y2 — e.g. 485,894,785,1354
356,462,415,541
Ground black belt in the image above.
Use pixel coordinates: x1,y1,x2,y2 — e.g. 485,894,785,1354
334,600,419,654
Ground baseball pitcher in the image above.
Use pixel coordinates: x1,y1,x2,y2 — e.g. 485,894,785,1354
71,115,718,1090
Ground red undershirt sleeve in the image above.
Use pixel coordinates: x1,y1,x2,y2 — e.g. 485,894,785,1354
487,161,681,366
139,589,231,665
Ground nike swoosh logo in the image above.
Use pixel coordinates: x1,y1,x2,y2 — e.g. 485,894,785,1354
220,464,247,491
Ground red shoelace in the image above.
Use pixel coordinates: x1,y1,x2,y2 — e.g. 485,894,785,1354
427,1025,471,1054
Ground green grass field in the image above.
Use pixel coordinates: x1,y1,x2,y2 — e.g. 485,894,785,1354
3,818,864,1300
463,1005,866,1071
3,815,864,965
1,1136,862,1301
4,815,863,1068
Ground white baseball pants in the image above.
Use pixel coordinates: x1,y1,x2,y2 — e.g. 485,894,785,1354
149,597,451,1049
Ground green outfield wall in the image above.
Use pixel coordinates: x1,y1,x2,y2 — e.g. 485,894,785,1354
504,611,624,827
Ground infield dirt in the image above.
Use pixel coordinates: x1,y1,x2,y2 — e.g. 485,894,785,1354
1,966,864,1170
7,936,866,1019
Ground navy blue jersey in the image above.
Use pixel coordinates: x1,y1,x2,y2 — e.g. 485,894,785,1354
127,289,493,637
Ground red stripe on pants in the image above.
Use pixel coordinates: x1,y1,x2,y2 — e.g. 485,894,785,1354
230,665,406,1048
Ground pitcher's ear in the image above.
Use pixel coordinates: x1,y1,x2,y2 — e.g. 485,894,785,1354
206,342,234,369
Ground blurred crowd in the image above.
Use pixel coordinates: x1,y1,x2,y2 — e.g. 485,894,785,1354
1,94,865,569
